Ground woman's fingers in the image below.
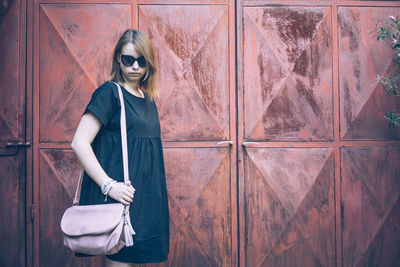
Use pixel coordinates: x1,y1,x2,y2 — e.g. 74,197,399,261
120,190,131,204
123,191,134,201
120,199,130,205
107,182,134,205
121,194,133,204
127,185,135,194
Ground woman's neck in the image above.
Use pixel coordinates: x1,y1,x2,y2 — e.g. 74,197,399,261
123,81,139,91
122,81,144,98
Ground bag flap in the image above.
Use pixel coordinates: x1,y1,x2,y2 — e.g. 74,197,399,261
61,203,124,236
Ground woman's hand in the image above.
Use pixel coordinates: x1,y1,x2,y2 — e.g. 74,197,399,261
108,182,135,205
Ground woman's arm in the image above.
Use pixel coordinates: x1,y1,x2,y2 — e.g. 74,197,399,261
71,113,108,187
71,113,134,205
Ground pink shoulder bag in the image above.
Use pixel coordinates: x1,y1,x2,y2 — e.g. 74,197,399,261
60,82,135,255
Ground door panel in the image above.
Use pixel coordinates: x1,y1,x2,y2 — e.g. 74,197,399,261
139,5,229,141
341,147,400,267
243,148,335,267
38,4,132,142
31,1,400,266
35,3,131,266
139,4,234,266
0,0,26,266
240,5,335,267
35,1,235,267
338,6,400,267
339,7,400,140
164,147,232,266
0,156,23,266
243,6,333,141
0,0,20,141
39,149,103,267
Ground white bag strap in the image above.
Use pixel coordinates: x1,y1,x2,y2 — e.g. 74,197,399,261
114,82,131,186
73,81,132,205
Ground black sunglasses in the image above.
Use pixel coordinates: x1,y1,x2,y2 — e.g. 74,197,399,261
120,55,147,67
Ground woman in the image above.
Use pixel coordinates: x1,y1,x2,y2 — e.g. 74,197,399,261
71,29,169,266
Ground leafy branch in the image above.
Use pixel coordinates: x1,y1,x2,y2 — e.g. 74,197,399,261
373,15,400,127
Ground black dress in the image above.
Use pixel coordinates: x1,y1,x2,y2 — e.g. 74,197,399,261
79,81,169,263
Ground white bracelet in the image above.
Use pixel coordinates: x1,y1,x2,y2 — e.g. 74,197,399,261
101,178,116,201
101,178,114,194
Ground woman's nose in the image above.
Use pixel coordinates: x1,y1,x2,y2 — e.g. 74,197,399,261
132,60,139,69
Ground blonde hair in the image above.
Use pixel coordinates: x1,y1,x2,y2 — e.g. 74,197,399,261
109,29,158,100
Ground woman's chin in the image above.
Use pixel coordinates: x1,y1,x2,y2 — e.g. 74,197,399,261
124,76,142,83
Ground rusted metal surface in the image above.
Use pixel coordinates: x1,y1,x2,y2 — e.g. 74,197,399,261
0,0,26,266
17,1,400,266
0,0,19,141
243,0,400,6
244,148,335,267
341,147,400,267
38,4,131,142
337,9,400,265
39,149,104,267
138,5,234,266
0,0,15,26
139,5,230,141
34,2,236,267
238,3,400,267
339,7,400,140
34,3,131,266
162,147,232,266
240,6,336,266
243,6,333,141
0,156,21,266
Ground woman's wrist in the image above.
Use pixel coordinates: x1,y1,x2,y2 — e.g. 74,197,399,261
101,178,116,201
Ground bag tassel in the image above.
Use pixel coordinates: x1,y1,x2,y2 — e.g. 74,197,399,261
123,209,136,247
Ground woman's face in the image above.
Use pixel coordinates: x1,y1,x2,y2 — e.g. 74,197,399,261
118,43,148,84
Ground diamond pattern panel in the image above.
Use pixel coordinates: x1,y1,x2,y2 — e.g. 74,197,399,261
39,149,103,267
341,147,400,267
0,2,23,265
0,0,19,141
0,156,20,266
164,147,231,266
41,4,131,86
245,148,335,267
139,5,229,141
339,7,400,140
355,202,400,267
38,4,131,142
243,7,333,141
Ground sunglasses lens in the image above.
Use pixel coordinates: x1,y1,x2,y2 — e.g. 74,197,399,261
137,57,147,67
121,55,134,66
121,55,147,67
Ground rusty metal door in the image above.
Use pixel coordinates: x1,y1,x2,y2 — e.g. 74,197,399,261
238,5,336,266
32,3,131,267
237,2,400,267
0,0,27,266
31,1,236,266
138,4,237,266
338,6,400,267
25,0,400,266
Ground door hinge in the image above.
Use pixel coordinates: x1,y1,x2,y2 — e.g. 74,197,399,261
30,204,35,222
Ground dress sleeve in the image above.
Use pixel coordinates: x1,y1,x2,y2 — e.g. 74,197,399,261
83,82,118,126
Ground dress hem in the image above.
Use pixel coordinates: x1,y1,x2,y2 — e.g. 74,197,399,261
105,255,168,264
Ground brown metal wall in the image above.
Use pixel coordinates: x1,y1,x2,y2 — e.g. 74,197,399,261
30,1,236,267
0,0,27,266
138,5,237,266
0,0,398,266
33,4,131,266
237,1,400,267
